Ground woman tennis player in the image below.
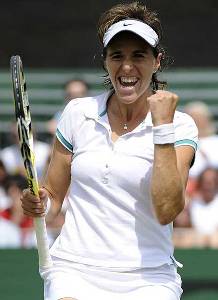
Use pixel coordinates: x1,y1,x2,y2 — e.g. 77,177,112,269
21,2,198,299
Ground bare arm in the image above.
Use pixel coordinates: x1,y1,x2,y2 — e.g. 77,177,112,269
42,138,72,219
151,144,194,225
147,90,195,225
21,138,72,219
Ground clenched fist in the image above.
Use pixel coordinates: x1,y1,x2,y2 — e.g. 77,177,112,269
147,90,178,126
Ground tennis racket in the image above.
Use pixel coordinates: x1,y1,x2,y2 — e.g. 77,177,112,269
10,55,52,269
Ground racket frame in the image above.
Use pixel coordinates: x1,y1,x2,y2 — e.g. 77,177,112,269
10,55,52,269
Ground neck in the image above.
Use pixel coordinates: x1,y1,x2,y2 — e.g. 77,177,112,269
110,94,150,121
108,92,151,131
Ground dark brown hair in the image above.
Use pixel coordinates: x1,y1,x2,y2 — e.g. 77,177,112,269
98,1,171,90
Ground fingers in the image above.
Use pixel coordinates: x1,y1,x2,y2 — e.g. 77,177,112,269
39,188,49,201
148,90,178,102
147,90,179,126
21,188,47,217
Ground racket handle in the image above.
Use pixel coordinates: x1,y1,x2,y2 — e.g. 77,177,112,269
33,217,53,268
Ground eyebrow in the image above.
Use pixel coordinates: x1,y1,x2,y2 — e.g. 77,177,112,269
133,50,148,54
108,50,121,56
108,49,148,56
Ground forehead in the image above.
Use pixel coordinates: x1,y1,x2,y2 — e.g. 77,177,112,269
107,31,151,51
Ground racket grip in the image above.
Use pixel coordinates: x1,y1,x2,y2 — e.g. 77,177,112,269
33,217,53,268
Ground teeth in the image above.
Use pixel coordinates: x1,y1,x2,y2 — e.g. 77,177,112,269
120,76,138,83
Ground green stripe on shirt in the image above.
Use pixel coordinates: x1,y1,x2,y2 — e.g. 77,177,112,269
56,129,73,152
175,139,197,151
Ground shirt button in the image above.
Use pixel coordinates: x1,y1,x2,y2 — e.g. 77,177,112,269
102,178,108,184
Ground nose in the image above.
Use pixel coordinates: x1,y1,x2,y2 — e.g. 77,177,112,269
121,58,134,72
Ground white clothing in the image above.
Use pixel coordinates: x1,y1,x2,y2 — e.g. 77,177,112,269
0,140,50,179
189,194,218,234
189,135,218,178
52,91,198,269
41,256,182,300
0,187,11,210
0,218,21,248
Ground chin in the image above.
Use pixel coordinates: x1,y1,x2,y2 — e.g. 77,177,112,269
116,92,140,104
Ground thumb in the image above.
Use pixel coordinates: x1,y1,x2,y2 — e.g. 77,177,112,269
39,187,49,201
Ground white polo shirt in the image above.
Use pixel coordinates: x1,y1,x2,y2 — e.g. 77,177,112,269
51,91,198,269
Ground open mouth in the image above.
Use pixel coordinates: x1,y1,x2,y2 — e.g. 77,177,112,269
118,76,138,87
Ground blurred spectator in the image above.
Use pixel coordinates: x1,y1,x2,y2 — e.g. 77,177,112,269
64,79,89,102
174,167,218,248
0,218,22,248
184,101,218,179
189,168,218,236
47,79,89,135
0,159,11,210
0,173,65,248
2,174,35,248
0,161,21,248
0,175,30,248
4,175,30,226
0,123,50,180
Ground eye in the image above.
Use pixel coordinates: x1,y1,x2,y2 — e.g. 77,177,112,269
134,52,146,59
111,53,122,60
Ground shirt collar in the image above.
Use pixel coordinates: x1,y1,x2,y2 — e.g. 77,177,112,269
83,91,153,127
83,91,111,120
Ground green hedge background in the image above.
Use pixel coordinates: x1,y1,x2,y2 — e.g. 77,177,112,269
0,249,218,299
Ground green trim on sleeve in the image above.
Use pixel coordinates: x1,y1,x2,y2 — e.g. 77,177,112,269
175,139,197,151
56,129,73,152
99,108,107,117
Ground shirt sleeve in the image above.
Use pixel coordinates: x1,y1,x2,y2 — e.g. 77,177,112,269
174,112,198,151
56,101,81,153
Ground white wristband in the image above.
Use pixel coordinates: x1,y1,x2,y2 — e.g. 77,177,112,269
45,197,51,215
153,123,175,144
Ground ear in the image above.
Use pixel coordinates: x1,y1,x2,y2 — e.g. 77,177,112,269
153,52,162,73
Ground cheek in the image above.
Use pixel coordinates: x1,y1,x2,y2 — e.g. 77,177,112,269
140,66,153,81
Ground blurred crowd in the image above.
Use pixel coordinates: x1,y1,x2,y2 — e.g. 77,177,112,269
1,79,218,249
174,101,218,248
0,79,88,248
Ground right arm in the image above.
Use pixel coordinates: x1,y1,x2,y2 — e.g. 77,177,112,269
21,138,72,220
